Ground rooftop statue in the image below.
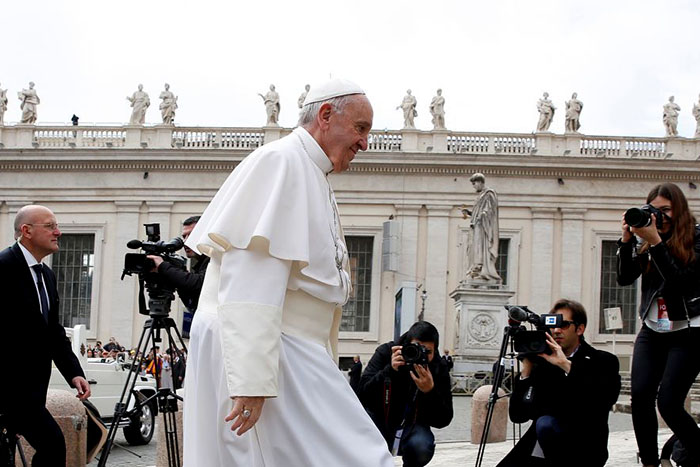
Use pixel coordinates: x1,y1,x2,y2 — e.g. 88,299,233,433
429,89,446,130
127,84,150,125
159,83,178,125
18,82,40,124
564,92,583,133
0,83,7,125
663,95,680,137
396,89,417,129
259,84,280,126
297,84,310,109
536,92,555,132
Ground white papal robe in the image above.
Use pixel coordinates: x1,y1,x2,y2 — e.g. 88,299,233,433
183,127,394,467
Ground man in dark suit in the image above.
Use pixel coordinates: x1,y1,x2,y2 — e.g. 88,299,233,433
348,355,362,394
0,205,90,466
497,299,620,467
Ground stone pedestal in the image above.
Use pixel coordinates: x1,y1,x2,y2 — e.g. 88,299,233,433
17,390,87,467
450,284,515,372
471,385,508,444
431,129,448,153
401,129,419,151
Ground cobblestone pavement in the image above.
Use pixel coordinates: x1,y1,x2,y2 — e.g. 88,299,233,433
92,395,665,466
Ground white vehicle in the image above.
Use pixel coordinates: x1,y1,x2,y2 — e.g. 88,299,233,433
48,325,158,445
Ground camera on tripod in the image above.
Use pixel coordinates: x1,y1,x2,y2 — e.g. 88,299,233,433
121,223,187,316
624,204,665,230
505,305,563,357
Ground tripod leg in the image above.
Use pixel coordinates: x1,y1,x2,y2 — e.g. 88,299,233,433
98,320,155,467
475,326,514,467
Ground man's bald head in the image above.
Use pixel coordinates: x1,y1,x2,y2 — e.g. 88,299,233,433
14,205,54,239
14,205,61,261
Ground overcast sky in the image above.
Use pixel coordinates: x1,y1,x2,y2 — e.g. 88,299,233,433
3,0,699,138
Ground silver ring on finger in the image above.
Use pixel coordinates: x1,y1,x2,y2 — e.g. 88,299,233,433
242,409,251,418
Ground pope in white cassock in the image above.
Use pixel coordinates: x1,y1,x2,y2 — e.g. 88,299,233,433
183,79,394,466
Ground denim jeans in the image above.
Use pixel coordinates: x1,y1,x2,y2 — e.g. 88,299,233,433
399,423,435,467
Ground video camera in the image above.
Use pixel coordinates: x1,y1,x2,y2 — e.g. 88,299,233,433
122,223,187,316
505,305,564,357
624,204,666,230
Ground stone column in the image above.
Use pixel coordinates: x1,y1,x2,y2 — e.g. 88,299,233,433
395,204,422,280
424,205,451,339
560,208,586,301
146,201,174,238
112,201,142,344
530,208,556,313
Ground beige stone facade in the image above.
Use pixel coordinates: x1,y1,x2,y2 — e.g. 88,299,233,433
2,124,698,370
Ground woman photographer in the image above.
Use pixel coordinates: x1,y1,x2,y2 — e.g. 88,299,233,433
618,182,700,467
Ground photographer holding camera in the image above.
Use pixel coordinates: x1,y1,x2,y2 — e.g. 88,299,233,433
147,216,209,337
359,321,453,467
618,182,700,467
497,299,620,467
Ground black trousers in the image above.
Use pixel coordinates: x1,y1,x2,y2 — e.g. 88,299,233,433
399,423,435,467
631,324,700,465
4,407,65,467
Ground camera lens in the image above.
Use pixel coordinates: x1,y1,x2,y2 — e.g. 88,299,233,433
624,207,652,228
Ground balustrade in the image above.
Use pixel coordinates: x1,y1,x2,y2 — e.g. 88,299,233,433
0,124,693,160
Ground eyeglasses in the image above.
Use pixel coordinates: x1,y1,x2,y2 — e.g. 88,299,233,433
558,320,578,330
26,222,59,231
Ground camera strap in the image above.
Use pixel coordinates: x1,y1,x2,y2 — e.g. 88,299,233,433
391,386,419,456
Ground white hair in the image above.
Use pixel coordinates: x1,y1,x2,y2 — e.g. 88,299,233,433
297,95,354,127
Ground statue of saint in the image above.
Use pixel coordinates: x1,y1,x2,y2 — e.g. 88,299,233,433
297,84,310,109
536,92,555,132
18,82,40,124
159,83,178,125
693,94,700,138
0,84,7,125
564,92,583,133
127,84,150,125
259,84,280,126
429,89,446,130
663,95,681,137
461,173,501,284
396,89,417,129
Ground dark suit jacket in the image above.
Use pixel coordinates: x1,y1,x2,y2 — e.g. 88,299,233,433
0,243,84,414
496,340,621,467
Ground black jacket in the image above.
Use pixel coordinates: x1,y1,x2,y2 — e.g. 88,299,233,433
0,243,85,413
359,342,453,445
617,225,700,322
348,361,362,393
497,340,620,467
158,255,209,311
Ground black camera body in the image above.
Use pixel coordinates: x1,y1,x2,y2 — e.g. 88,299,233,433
122,223,187,316
401,342,429,367
506,306,563,357
624,204,664,230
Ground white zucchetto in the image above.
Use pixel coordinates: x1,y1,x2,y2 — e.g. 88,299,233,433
302,79,365,106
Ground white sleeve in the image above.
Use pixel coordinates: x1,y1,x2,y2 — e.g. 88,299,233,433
217,237,292,398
